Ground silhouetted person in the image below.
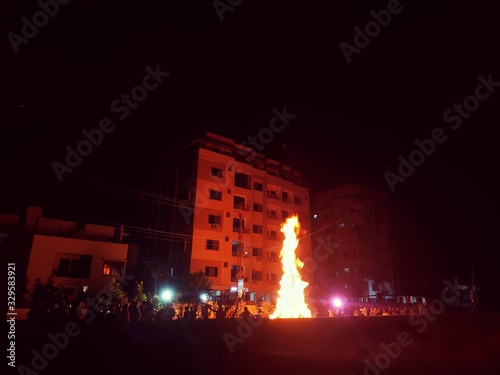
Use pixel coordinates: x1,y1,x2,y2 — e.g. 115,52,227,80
241,306,254,320
183,305,190,319
189,304,197,320
216,304,225,319
165,303,176,320
128,301,141,323
201,304,211,319
117,303,130,322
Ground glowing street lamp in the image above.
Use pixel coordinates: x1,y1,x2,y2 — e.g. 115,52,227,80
333,298,343,308
200,293,208,303
161,289,173,302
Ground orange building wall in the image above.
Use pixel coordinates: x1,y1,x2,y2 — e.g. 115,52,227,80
26,234,129,295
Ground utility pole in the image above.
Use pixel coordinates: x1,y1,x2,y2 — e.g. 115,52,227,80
236,213,245,300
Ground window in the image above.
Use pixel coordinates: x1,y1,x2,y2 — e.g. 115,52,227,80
339,222,345,228
234,172,251,189
102,260,125,276
267,190,279,199
344,267,350,274
282,210,290,219
254,182,263,191
252,271,262,281
205,267,218,277
208,214,221,226
53,253,92,278
232,241,240,256
209,190,222,200
294,197,302,205
252,247,263,257
223,262,228,268
270,273,277,285
231,265,239,281
267,210,277,219
253,203,263,212
233,218,246,232
211,167,223,177
233,196,246,210
252,224,262,234
268,251,277,262
267,230,277,240
282,191,291,203
206,240,220,250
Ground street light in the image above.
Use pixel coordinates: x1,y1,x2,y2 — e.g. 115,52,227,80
161,289,173,302
200,293,208,303
332,297,342,308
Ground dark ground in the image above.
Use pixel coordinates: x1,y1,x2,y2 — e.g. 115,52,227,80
6,308,500,375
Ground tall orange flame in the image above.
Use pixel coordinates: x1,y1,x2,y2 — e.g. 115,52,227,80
269,215,312,319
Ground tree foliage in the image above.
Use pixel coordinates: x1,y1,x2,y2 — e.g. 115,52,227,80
178,270,213,303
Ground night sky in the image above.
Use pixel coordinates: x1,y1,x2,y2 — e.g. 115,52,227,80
2,1,499,305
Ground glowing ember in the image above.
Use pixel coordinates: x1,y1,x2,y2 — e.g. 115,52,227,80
269,215,312,319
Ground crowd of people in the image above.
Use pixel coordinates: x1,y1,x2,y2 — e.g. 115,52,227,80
317,301,426,318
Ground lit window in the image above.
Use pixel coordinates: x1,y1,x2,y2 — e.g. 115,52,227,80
344,267,350,274
339,222,345,228
102,260,125,276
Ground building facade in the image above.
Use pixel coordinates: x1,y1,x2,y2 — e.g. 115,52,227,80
1,206,137,297
140,132,312,304
310,184,396,302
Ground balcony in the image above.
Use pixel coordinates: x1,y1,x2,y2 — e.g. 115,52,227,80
233,204,250,211
267,192,280,200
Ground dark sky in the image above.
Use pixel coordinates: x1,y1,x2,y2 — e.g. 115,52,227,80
2,1,499,303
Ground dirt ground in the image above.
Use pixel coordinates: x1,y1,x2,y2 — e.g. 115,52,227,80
7,308,500,375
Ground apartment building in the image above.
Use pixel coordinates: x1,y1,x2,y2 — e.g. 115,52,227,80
140,132,312,303
310,184,396,302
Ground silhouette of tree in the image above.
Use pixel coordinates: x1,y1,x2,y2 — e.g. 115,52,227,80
178,270,213,304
